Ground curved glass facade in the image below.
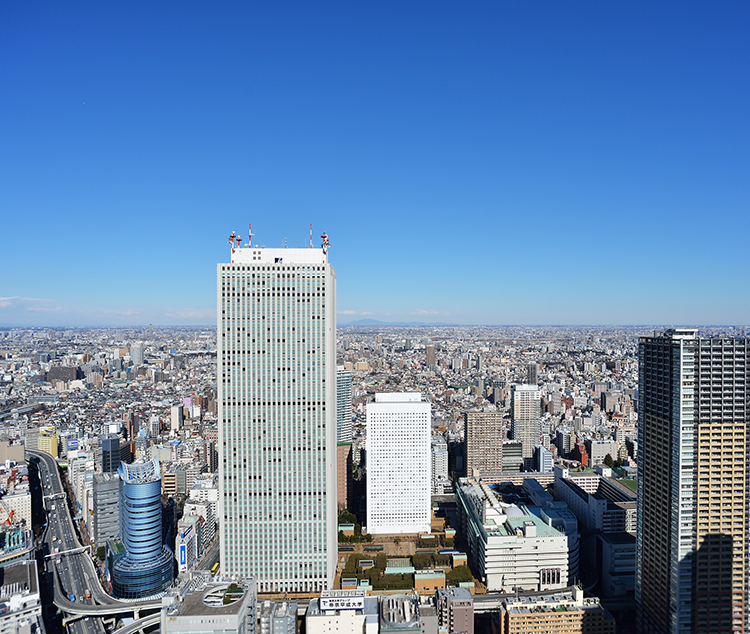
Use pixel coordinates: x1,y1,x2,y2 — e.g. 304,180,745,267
112,458,174,599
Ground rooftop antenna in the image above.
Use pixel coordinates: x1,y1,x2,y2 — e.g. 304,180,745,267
320,232,330,262
309,223,313,248
248,223,253,247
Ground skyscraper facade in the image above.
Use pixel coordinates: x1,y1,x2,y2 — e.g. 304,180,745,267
426,344,436,366
100,433,121,474
366,392,430,535
637,329,748,634
336,365,352,443
218,241,337,593
112,458,174,599
464,410,503,476
510,384,542,468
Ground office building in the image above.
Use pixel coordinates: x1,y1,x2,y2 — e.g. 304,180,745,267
510,385,541,468
464,410,503,477
584,439,618,467
431,436,451,494
170,405,183,433
100,433,121,473
306,590,378,634
637,329,749,634
218,240,337,592
37,427,58,457
456,478,568,593
534,444,553,473
130,344,144,365
93,472,120,546
336,365,352,443
366,393,430,535
111,458,174,599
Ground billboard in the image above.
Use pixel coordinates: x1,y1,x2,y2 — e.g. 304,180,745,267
180,544,186,567
319,595,365,611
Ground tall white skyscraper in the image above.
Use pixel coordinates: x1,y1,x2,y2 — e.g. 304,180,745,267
366,392,430,535
336,365,352,443
510,384,541,468
218,237,337,593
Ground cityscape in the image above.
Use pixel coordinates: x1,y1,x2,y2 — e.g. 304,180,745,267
0,239,748,632
3,3,750,634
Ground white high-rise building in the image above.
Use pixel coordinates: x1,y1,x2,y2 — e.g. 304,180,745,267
510,384,542,467
366,392,430,534
336,365,352,443
218,237,337,593
170,405,183,433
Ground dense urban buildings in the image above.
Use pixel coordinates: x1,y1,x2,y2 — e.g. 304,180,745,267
4,321,747,633
366,392,431,535
637,329,749,634
217,242,337,592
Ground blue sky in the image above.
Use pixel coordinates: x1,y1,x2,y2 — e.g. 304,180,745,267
1,2,749,326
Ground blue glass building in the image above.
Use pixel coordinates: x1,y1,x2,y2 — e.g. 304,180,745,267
111,458,174,599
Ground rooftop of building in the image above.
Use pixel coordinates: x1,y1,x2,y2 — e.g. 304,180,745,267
380,594,420,628
166,581,252,617
502,587,608,615
0,559,38,597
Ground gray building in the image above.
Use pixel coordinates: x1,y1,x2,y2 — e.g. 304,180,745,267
436,587,474,634
100,433,121,474
259,600,298,634
336,366,352,444
93,472,120,546
161,577,257,634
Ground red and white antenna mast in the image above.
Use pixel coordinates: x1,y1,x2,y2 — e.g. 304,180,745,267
309,223,313,248
248,223,253,247
320,232,330,262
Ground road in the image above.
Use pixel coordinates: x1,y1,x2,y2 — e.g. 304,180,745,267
28,450,162,623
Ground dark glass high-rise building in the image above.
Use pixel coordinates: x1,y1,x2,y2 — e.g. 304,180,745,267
100,433,120,474
637,328,748,634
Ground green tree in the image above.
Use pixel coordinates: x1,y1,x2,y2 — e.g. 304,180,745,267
338,510,357,524
603,453,614,468
446,565,473,584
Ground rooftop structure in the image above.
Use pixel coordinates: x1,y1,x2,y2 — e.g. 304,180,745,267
160,576,257,634
497,586,615,634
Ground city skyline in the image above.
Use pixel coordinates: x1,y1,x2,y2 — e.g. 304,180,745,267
2,3,750,327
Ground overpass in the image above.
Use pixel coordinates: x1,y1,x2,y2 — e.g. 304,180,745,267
27,450,164,619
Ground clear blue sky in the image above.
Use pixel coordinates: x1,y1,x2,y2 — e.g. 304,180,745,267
2,2,749,326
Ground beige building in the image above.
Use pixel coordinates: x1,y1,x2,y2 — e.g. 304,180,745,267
337,443,351,511
464,410,503,476
37,428,58,457
637,330,750,634
497,587,615,634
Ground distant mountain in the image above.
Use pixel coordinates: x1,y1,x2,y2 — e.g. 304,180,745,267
339,319,451,327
